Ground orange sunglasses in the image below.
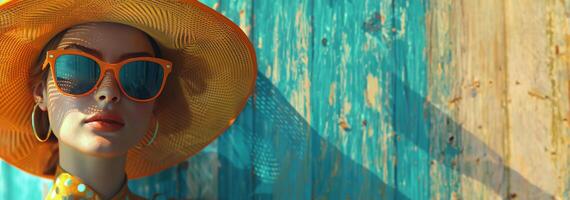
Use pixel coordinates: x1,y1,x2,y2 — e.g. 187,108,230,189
42,49,173,102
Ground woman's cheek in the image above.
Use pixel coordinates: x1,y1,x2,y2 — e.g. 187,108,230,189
57,111,85,142
46,89,71,138
124,101,154,130
46,87,90,142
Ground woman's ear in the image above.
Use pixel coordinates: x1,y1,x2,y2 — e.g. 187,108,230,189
32,80,48,111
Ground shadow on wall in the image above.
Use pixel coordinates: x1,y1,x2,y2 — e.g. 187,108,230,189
131,73,552,199
212,74,407,199
388,73,551,199
234,73,552,199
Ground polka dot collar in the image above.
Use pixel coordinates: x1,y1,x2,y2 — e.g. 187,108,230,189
45,165,143,200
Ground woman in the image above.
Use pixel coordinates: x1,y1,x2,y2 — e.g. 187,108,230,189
0,1,257,199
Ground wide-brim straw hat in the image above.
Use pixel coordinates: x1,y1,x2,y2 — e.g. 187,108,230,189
0,0,257,179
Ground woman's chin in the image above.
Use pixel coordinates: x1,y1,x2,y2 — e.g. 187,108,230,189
58,126,142,158
74,136,128,158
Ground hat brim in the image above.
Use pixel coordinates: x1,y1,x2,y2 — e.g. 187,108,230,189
0,0,257,179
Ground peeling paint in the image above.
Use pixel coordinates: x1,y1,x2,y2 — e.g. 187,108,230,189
271,15,280,84
528,90,549,100
329,83,336,106
363,11,383,33
239,9,251,36
365,73,381,112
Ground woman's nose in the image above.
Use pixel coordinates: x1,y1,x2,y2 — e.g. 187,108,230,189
94,71,121,103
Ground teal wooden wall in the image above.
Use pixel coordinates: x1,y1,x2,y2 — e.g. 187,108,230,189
3,0,570,199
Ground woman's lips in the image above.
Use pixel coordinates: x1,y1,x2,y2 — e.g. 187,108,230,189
84,120,124,132
83,113,125,132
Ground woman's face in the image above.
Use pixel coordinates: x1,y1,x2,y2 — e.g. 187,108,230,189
33,22,157,158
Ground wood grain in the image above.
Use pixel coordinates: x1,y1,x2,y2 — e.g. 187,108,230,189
505,0,570,199
312,0,396,199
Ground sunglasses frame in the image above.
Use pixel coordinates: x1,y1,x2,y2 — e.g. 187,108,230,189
42,49,173,102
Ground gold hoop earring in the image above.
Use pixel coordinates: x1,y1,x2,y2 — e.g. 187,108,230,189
147,120,159,146
31,102,52,142
135,120,159,149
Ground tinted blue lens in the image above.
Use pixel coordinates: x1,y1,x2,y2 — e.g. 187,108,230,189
54,54,100,94
119,61,164,100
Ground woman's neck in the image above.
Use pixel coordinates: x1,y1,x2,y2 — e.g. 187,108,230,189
58,142,127,199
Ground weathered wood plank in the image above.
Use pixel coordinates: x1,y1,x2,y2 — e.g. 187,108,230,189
425,0,567,199
251,0,313,198
425,0,462,199
504,1,551,199
504,0,569,198
547,2,570,198
312,0,398,199
438,1,510,199
392,0,430,199
426,1,509,199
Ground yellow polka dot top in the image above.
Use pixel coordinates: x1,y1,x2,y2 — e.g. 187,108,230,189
45,165,145,200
